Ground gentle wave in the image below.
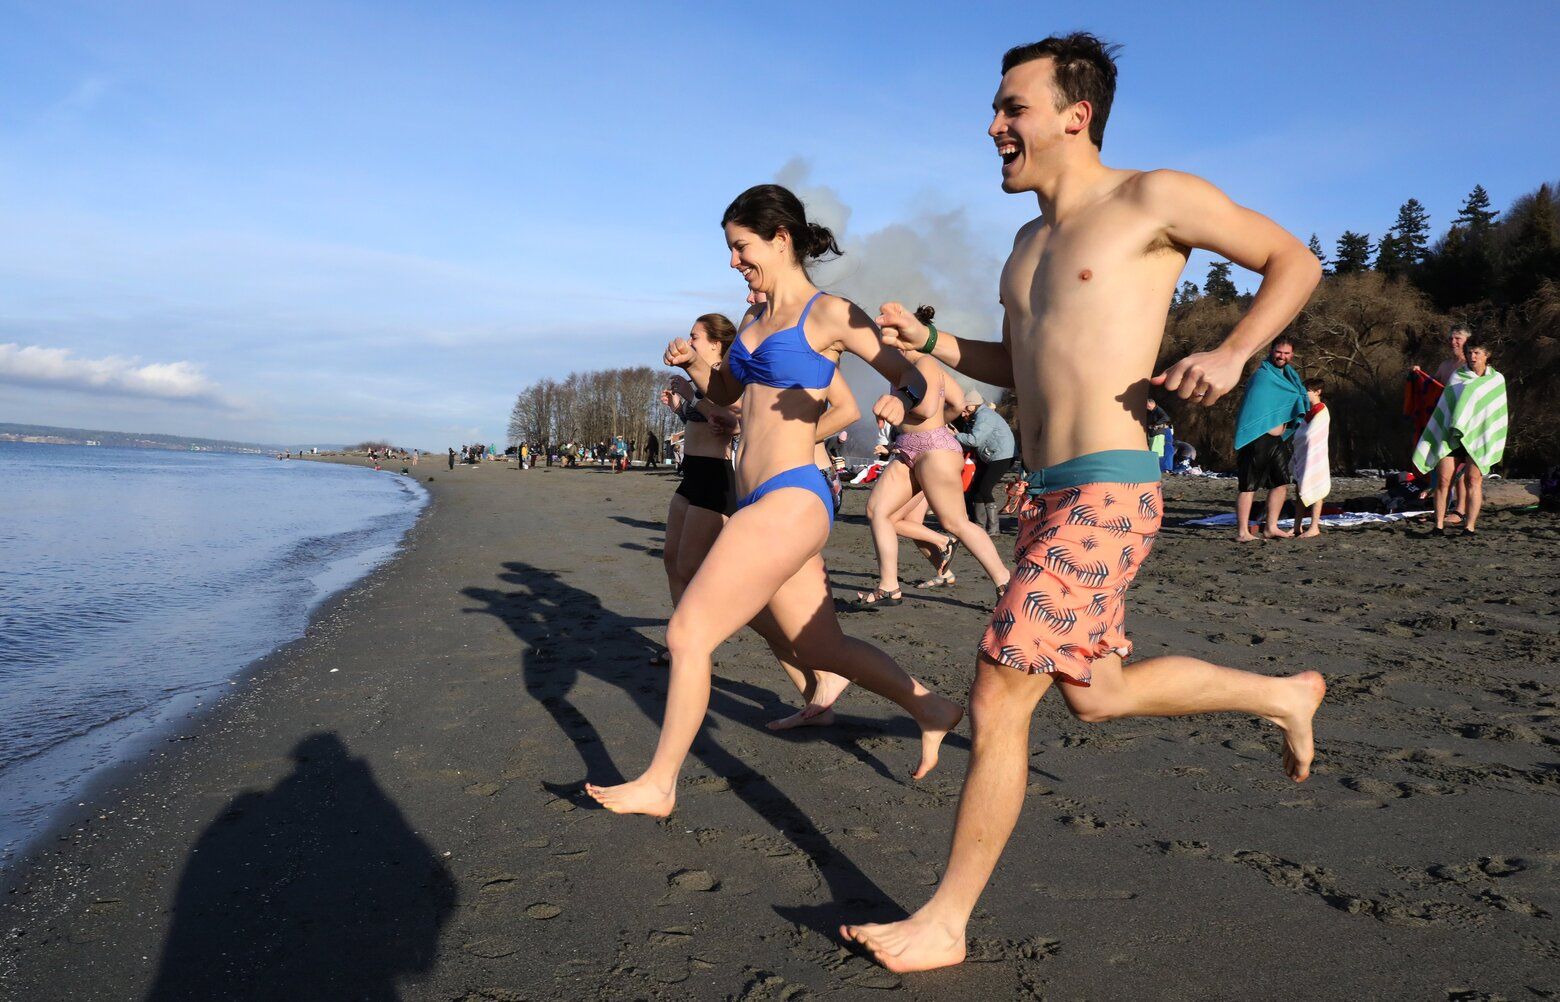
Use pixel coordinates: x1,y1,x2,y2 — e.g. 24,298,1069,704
0,443,427,860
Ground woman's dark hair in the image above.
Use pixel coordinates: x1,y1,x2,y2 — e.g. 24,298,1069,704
722,184,842,265
913,305,936,325
695,313,737,359
1001,33,1120,149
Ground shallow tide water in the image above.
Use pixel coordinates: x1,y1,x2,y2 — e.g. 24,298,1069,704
0,443,426,860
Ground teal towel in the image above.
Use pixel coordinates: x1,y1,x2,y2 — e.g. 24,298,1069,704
1234,360,1309,450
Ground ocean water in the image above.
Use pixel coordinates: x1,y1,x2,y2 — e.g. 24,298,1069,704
0,443,427,861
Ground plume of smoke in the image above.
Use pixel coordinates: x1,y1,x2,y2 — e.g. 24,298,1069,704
775,159,1005,458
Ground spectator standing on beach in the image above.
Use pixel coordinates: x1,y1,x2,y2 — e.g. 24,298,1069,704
1292,380,1331,538
953,391,1016,534
1414,336,1508,535
1146,397,1174,473
1232,337,1308,541
447,447,455,471
1412,325,1472,524
645,432,660,469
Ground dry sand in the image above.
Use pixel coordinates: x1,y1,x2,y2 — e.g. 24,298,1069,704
3,457,1557,1000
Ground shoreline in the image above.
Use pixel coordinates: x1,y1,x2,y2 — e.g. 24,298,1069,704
2,460,1555,999
0,455,432,873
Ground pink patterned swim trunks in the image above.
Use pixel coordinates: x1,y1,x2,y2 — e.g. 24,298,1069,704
980,477,1162,686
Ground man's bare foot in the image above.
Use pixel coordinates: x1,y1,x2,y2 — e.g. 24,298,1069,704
840,911,966,973
1234,532,1263,543
1263,527,1295,539
911,694,964,779
1263,671,1326,782
768,671,850,730
1299,527,1321,538
584,776,675,817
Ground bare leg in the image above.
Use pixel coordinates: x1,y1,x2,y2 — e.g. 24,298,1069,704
842,656,1048,972
1061,652,1326,782
1263,486,1293,538
662,494,691,602
1234,490,1260,542
764,553,963,779
891,493,947,551
1464,461,1484,532
750,608,851,731
586,491,830,816
1299,499,1322,538
863,460,914,595
915,450,1010,589
1433,456,1455,530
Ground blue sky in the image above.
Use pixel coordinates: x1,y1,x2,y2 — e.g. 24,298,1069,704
2,1,1556,448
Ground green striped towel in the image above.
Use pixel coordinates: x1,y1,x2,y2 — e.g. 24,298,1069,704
1412,366,1508,474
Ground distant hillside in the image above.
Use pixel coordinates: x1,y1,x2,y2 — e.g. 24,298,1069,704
0,422,317,454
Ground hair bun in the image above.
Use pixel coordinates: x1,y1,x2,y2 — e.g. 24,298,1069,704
913,305,936,325
805,222,842,260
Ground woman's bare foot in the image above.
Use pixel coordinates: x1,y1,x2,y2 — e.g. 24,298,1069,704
911,694,964,779
1299,527,1321,538
840,910,966,973
1262,671,1326,782
768,671,851,730
584,776,676,817
1263,526,1295,539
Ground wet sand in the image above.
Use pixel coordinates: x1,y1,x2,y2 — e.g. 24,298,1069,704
3,457,1557,1000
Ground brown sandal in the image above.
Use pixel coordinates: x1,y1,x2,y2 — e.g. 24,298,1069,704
851,587,903,609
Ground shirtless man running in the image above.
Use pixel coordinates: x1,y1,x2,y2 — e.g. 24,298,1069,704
841,33,1327,972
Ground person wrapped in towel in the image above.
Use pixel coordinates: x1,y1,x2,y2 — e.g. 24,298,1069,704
1413,336,1506,535
1292,379,1330,538
1232,336,1309,541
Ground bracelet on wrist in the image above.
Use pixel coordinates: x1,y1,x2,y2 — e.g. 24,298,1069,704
920,321,939,354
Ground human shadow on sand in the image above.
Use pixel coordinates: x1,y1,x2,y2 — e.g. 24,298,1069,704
462,561,943,930
145,733,456,1001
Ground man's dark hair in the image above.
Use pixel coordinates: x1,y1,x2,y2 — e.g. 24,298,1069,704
1001,33,1121,149
1305,378,1325,393
1464,334,1490,357
1272,335,1296,351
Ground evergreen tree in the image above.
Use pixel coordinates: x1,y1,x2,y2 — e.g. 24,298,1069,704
1306,233,1328,271
1203,260,1238,303
1172,280,1201,309
1333,231,1373,275
1502,182,1560,303
1375,231,1407,277
1455,184,1498,231
1393,198,1432,265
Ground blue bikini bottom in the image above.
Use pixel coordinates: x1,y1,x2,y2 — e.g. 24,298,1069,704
736,464,834,526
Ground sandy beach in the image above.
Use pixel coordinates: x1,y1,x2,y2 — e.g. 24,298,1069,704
3,456,1557,1000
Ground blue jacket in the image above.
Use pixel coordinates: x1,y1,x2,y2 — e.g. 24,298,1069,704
953,406,1016,462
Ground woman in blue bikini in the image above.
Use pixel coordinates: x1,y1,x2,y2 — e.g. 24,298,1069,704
586,185,965,817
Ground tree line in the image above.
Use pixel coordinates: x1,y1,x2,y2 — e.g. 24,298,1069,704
1164,180,1558,473
506,366,678,452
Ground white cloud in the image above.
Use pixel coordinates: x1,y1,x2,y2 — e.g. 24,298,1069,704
0,343,229,405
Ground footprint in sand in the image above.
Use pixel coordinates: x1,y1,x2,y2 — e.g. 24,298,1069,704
526,902,562,920
668,868,718,892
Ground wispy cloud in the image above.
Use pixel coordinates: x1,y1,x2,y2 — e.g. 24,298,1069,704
0,343,230,406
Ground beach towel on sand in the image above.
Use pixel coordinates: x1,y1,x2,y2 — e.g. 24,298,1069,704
1234,361,1309,450
1293,404,1331,507
1412,366,1509,474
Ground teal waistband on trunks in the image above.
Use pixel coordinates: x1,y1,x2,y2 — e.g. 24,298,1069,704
1023,449,1161,495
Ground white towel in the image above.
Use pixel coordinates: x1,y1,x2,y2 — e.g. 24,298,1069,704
1292,406,1331,507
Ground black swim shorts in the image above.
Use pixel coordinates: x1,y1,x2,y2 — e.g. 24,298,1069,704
675,455,737,515
1236,434,1293,493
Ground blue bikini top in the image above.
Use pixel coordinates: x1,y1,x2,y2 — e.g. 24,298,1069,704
725,292,836,390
